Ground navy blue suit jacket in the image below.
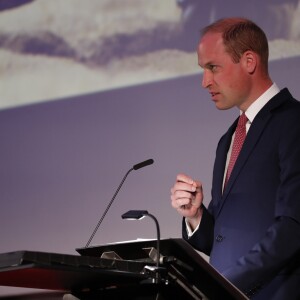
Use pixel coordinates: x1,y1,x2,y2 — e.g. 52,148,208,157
183,88,300,299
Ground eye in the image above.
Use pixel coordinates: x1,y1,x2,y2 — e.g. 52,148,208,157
209,65,218,72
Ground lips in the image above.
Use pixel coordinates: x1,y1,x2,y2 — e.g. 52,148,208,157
210,92,219,100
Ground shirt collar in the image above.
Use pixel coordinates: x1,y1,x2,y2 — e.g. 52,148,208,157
243,83,280,123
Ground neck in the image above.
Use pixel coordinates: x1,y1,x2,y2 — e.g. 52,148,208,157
240,77,273,111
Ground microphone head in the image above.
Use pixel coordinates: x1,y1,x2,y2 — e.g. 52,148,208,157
133,159,154,170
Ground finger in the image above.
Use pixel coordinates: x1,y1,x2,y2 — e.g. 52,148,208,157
192,180,202,189
176,173,194,185
176,202,200,218
172,191,198,208
173,189,195,200
173,181,197,193
172,197,191,209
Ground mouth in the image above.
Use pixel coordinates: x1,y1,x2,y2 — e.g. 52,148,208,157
210,92,219,100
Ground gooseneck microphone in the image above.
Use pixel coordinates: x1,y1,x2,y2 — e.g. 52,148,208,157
133,159,154,170
85,158,154,248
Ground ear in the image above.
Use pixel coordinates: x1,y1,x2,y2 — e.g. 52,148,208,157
241,51,257,74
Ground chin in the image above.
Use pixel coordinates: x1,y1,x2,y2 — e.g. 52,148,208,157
215,104,232,111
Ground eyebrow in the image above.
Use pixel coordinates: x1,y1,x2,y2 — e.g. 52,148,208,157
200,61,216,69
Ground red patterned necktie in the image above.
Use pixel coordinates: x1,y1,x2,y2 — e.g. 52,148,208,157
224,112,248,186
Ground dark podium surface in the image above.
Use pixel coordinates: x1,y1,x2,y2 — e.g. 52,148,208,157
0,238,249,299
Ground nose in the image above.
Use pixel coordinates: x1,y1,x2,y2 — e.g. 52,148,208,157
202,70,212,88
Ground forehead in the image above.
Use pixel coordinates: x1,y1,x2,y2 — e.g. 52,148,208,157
197,32,228,66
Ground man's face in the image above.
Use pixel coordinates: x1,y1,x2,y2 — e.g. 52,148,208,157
197,32,251,111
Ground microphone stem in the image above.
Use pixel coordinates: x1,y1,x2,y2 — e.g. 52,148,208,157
146,213,160,269
85,167,134,248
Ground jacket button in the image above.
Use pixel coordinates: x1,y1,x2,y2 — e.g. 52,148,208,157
216,234,224,242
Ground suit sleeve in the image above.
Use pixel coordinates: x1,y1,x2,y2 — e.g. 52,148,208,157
222,216,300,294
182,205,215,256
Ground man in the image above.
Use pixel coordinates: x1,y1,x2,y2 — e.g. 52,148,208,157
171,18,300,299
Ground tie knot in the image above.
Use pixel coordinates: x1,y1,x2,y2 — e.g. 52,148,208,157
237,112,248,128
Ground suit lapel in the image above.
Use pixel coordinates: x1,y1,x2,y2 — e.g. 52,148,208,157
222,112,272,197
213,120,237,201
214,89,289,217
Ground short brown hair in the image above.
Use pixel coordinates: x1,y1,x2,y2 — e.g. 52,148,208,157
201,18,269,72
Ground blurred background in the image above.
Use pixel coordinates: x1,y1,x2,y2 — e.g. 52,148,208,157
1,0,300,296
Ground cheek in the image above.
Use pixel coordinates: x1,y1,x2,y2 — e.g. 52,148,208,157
226,70,248,94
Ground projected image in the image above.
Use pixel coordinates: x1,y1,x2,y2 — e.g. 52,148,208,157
0,0,300,110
